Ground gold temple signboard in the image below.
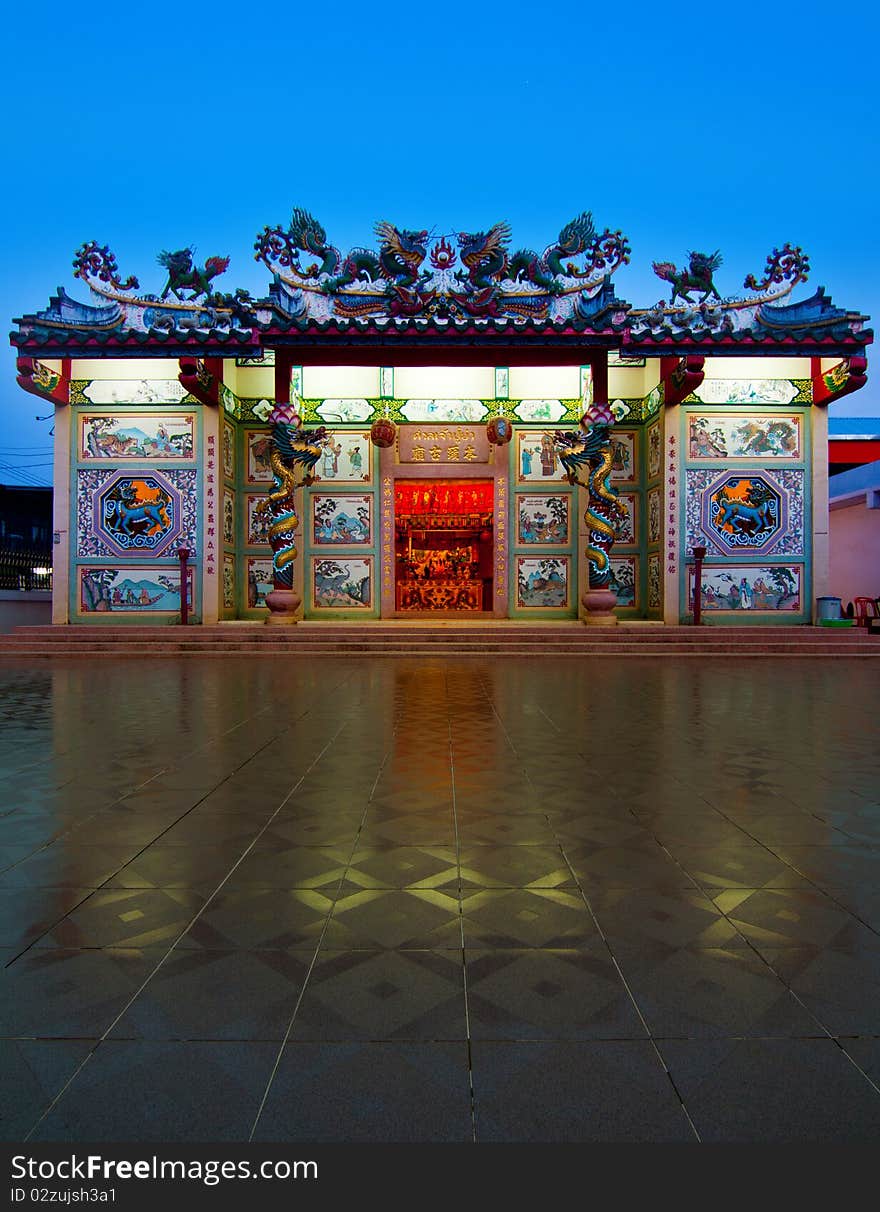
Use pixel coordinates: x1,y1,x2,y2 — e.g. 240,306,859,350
397,425,491,465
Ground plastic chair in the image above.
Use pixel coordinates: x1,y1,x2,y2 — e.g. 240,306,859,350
853,597,880,627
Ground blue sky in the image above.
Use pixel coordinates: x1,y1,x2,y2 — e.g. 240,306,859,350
2,1,878,485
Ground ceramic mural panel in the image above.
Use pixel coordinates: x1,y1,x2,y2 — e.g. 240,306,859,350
613,493,638,545
692,379,799,406
312,557,373,609
685,469,805,557
223,556,235,609
647,422,662,479
78,566,193,614
246,558,274,609
687,413,802,460
647,487,662,544
647,553,661,609
310,432,372,484
516,557,570,608
400,399,488,423
689,564,802,613
516,433,568,483
80,380,189,406
609,431,637,483
516,495,570,546
245,430,274,483
245,494,271,546
316,400,374,424
222,422,235,480
79,413,195,460
609,557,637,607
513,400,565,423
223,489,235,546
77,468,197,558
311,495,372,546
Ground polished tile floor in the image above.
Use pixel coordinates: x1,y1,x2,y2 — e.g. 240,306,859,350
1,655,879,1142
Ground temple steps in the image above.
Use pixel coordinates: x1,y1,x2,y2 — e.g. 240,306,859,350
1,623,878,658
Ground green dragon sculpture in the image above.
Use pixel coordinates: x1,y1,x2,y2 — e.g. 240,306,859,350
508,212,599,294
255,418,328,588
323,221,429,293
553,417,625,589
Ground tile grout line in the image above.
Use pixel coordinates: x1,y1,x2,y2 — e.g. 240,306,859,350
22,715,356,1143
535,702,880,1103
246,667,412,1142
503,687,703,1141
3,670,365,969
446,669,478,1145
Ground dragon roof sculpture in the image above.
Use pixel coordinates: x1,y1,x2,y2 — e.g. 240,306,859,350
8,211,871,357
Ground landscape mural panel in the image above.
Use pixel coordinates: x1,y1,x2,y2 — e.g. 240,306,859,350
687,413,802,460
609,556,637,607
517,495,570,546
689,564,803,612
311,495,372,546
245,558,274,609
79,413,195,460
516,556,570,608
78,566,193,614
312,557,373,609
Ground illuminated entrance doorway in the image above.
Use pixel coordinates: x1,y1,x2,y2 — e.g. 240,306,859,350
394,479,494,612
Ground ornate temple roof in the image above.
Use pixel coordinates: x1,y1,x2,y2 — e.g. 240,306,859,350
9,211,872,359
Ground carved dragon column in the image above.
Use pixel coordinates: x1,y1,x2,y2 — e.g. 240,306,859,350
256,402,326,625
555,400,625,626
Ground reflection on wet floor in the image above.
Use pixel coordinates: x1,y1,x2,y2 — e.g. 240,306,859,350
1,655,879,1142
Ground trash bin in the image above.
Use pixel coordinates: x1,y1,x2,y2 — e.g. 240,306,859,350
816,596,842,622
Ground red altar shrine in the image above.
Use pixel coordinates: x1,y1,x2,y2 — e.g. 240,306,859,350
394,480,494,612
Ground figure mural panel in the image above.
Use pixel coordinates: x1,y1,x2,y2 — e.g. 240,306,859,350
647,553,661,609
245,430,274,483
79,414,194,460
516,495,570,546
311,495,372,546
647,422,662,479
516,433,568,483
647,487,662,543
222,422,235,480
516,557,570,608
312,557,373,609
222,489,235,546
689,565,802,612
77,468,198,558
222,557,235,609
245,494,271,546
310,432,372,483
609,432,637,483
687,413,802,460
612,493,638,545
78,566,193,614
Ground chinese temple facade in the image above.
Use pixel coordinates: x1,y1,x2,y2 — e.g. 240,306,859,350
9,211,871,626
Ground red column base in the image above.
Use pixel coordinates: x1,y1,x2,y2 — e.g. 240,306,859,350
264,588,302,625
582,588,619,626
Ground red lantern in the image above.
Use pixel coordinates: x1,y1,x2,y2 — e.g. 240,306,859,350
487,416,513,445
370,418,397,448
